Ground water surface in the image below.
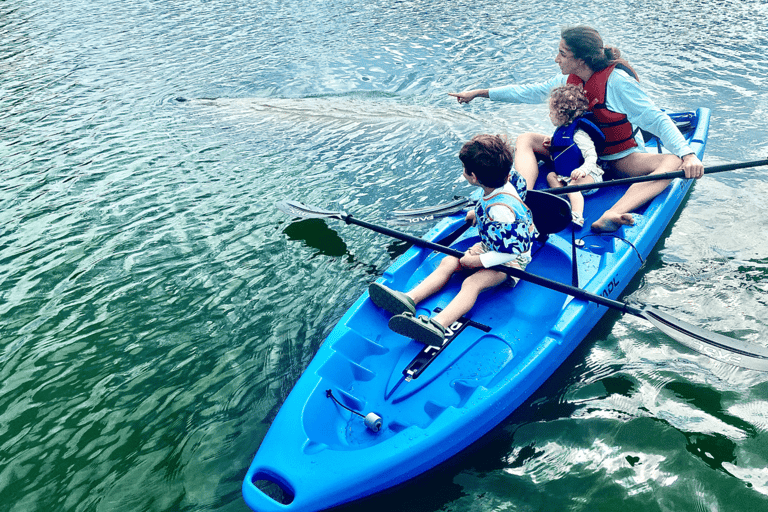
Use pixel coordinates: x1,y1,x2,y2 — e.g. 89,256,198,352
2,1,768,511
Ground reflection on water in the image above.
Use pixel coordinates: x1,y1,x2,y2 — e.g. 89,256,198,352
284,219,350,258
2,0,768,511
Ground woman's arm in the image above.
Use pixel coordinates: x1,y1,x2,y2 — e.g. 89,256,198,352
605,70,704,178
449,74,567,105
488,74,567,104
448,89,489,104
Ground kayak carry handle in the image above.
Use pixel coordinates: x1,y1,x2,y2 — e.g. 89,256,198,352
243,468,296,511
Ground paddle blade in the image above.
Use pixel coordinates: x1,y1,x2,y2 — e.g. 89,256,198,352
640,306,768,371
386,197,473,225
276,200,346,221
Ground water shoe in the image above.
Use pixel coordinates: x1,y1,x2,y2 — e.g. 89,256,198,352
388,312,446,346
368,282,416,316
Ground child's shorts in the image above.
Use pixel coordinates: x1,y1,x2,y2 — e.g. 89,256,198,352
466,242,531,286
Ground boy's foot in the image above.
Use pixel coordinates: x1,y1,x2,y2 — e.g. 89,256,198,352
388,313,446,346
571,211,585,227
591,212,634,233
368,282,416,316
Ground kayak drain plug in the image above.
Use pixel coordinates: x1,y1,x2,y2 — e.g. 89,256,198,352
326,389,383,433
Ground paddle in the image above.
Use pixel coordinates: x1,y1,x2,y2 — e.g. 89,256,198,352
548,156,768,195
387,196,473,225
390,158,768,220
277,200,768,372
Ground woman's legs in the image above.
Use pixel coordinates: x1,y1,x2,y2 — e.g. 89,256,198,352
591,152,682,232
514,132,551,190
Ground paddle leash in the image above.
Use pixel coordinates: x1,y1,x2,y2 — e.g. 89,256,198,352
276,200,768,372
326,390,383,433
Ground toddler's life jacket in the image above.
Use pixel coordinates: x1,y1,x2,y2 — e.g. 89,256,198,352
549,115,605,176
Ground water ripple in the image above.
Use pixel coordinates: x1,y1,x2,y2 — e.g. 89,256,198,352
3,1,768,511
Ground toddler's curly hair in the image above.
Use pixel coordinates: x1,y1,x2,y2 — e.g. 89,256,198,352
549,84,589,125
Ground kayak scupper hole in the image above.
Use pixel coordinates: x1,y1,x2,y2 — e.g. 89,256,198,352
251,472,295,505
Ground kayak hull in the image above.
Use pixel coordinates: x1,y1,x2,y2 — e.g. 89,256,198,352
243,108,710,512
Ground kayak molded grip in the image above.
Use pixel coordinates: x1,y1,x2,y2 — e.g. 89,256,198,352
242,467,297,512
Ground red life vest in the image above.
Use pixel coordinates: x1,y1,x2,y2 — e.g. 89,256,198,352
567,64,638,156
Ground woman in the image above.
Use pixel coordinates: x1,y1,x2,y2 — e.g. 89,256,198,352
448,26,704,232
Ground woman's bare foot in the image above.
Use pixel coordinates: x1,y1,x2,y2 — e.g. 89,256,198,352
591,211,635,233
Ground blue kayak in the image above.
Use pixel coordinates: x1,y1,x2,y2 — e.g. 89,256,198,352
243,108,711,511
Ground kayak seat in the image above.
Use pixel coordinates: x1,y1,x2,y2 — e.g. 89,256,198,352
524,189,578,286
641,113,695,152
523,190,572,239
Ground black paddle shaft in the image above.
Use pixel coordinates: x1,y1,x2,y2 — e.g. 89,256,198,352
390,158,768,219
343,214,640,316
343,213,768,371
548,157,768,195
277,199,768,371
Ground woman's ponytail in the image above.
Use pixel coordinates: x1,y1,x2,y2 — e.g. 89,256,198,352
561,26,639,81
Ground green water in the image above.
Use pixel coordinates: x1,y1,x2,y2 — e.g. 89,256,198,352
2,0,768,511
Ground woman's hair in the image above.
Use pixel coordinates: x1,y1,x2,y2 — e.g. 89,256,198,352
561,25,639,80
459,134,513,189
549,84,589,125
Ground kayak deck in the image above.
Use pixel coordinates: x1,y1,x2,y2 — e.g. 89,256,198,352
243,108,710,512
309,236,573,444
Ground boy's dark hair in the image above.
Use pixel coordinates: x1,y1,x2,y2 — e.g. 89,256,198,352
458,134,513,189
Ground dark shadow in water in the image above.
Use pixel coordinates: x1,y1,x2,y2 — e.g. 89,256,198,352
684,432,737,472
601,375,637,397
663,380,757,473
283,218,436,262
665,381,756,436
284,219,349,257
282,219,387,276
385,239,411,260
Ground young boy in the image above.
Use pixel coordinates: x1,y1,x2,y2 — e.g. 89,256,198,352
368,134,538,345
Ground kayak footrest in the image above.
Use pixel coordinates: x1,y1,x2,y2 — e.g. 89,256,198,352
403,311,490,381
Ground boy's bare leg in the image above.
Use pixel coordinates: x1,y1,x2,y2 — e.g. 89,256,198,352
591,153,682,232
406,256,462,304
514,132,550,190
432,268,507,328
